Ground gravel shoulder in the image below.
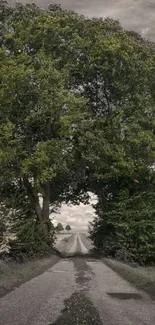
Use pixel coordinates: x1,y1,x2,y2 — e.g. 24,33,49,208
0,233,77,298
0,254,59,298
102,258,155,300
79,233,94,251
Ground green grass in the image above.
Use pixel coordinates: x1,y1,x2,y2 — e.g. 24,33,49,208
103,258,155,300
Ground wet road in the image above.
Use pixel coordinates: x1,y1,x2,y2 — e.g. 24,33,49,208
0,233,155,325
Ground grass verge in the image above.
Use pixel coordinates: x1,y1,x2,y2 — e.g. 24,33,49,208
102,258,155,300
0,254,59,298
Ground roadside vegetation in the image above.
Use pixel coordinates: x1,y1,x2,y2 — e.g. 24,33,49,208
0,254,59,297
103,259,155,300
0,1,155,267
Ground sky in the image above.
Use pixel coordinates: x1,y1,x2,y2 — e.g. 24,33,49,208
52,193,97,232
8,0,155,41
7,0,155,229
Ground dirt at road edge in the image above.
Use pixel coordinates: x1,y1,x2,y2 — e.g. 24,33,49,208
0,254,59,298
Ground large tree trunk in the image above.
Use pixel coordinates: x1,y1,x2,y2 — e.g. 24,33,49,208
97,188,107,212
41,182,51,236
23,177,51,237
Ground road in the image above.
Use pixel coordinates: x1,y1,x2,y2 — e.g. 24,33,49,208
55,233,93,256
0,233,155,325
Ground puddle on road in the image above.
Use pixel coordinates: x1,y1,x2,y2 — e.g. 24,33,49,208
107,292,143,300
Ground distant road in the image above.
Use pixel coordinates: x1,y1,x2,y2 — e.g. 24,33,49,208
1,233,155,325
55,232,93,255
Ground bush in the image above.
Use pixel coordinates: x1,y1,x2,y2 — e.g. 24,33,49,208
90,191,155,265
9,219,55,258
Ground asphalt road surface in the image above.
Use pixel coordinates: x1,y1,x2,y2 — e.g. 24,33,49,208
0,233,155,325
55,233,93,256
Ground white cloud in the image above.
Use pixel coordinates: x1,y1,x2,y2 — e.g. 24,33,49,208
8,1,155,40
141,27,150,37
43,0,154,41
51,193,97,231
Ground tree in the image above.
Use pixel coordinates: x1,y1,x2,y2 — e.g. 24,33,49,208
66,225,71,233
1,1,155,263
0,218,6,244
0,1,89,252
0,47,87,240
56,223,64,233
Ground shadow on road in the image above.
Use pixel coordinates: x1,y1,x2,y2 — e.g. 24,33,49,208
49,292,102,325
56,246,101,259
107,292,143,300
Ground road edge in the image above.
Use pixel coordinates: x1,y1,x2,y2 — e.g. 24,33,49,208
0,254,60,298
102,258,155,300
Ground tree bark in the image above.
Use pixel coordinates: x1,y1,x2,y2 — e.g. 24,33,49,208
97,189,106,211
42,182,50,236
23,177,50,237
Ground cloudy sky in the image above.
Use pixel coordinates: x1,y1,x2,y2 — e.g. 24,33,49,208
9,0,155,40
8,0,155,229
52,194,97,232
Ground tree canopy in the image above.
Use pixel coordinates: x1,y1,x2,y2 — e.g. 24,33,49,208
66,225,71,232
56,223,64,233
1,1,155,263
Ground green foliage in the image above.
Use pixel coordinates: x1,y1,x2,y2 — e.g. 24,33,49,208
66,225,71,232
1,1,155,263
9,219,55,257
56,222,64,232
0,1,88,254
90,181,155,264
